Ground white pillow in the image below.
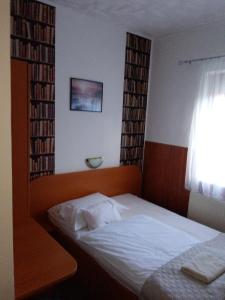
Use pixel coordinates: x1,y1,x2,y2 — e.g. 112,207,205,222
82,201,121,230
48,192,128,232
110,198,129,212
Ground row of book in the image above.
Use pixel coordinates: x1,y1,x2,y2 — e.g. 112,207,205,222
125,64,149,81
30,120,54,137
122,121,145,134
30,170,53,180
30,137,54,155
11,0,55,25
127,33,151,54
123,108,146,121
121,134,144,148
124,79,148,95
11,17,55,44
11,39,54,63
30,102,55,119
120,147,143,161
123,94,146,108
121,158,143,168
30,155,54,173
30,83,54,100
126,49,149,67
31,64,54,82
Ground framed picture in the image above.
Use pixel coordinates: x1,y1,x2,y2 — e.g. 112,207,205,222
70,78,103,112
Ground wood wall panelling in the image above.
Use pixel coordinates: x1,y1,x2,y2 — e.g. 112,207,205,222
142,141,189,216
11,59,30,224
30,166,142,221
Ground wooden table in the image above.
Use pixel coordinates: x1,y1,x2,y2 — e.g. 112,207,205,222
14,218,77,299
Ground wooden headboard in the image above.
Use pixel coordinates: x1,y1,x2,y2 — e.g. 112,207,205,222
30,166,142,220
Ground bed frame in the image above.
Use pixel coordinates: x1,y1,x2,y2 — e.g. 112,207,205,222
30,166,141,299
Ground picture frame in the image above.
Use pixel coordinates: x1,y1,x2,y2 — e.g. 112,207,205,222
70,78,103,112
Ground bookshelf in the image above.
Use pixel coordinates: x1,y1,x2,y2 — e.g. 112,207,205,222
120,33,151,169
11,0,55,180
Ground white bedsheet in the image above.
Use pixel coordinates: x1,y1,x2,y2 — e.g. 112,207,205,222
48,193,219,295
113,194,219,242
78,215,198,294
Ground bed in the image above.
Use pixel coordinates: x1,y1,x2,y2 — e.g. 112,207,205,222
30,166,224,300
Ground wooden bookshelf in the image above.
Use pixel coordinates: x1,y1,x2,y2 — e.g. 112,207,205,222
11,0,55,180
120,33,151,169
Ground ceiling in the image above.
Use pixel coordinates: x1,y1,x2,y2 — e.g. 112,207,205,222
50,0,225,37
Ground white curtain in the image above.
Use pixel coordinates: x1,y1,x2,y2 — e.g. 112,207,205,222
186,57,225,200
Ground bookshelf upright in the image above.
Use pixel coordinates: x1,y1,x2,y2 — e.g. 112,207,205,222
11,0,55,180
120,33,151,169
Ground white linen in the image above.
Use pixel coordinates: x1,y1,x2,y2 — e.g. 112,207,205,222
78,215,198,294
48,192,128,232
82,201,121,229
141,233,225,300
181,247,225,283
48,193,109,231
48,193,219,295
113,194,219,242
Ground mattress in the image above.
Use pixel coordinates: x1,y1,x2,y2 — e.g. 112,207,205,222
49,193,219,295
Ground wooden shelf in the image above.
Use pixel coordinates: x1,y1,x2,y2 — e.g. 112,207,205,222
122,132,145,135
124,76,148,83
124,91,147,96
122,119,145,122
30,135,54,139
120,158,143,162
11,56,54,66
125,61,149,68
121,145,144,148
31,99,54,103
30,118,54,121
12,14,55,27
123,105,146,109
126,46,150,54
30,170,54,174
31,80,54,84
122,120,145,123
11,34,54,47
30,153,54,157
14,218,77,299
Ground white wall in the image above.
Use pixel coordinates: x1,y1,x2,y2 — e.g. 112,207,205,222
146,22,225,147
188,192,225,232
0,1,14,299
145,22,225,230
46,2,126,173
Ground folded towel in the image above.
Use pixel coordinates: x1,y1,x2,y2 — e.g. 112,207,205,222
181,247,225,283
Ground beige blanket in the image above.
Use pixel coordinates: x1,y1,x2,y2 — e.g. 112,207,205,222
140,233,225,300
181,247,225,283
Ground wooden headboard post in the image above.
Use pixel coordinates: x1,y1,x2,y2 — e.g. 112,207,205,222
30,166,142,221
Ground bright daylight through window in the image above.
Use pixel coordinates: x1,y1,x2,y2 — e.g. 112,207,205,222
186,59,225,200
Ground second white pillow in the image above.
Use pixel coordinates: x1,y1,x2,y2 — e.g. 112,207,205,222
82,201,122,230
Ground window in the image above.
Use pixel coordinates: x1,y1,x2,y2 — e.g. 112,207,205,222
186,59,225,200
